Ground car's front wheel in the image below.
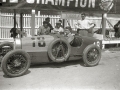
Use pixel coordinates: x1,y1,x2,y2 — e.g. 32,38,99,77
1,50,31,77
83,44,101,67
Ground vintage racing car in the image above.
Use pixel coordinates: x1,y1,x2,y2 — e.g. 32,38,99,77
0,33,102,77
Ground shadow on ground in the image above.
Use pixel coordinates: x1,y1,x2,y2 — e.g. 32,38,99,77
30,59,85,69
3,70,31,78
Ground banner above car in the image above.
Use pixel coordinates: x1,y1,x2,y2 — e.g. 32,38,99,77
0,0,118,13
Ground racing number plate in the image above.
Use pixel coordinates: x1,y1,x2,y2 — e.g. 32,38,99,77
31,37,46,47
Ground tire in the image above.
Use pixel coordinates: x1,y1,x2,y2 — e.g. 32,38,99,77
48,38,71,62
83,44,101,67
0,42,13,63
1,49,31,77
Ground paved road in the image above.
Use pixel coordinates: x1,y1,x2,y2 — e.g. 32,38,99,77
0,50,120,90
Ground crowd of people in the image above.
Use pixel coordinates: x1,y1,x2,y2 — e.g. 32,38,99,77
37,17,65,36
10,12,120,38
37,13,96,37
10,13,96,38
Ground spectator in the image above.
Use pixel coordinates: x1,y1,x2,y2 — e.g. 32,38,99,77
37,21,50,35
59,19,63,27
10,27,18,39
74,13,96,37
45,17,53,32
51,21,64,34
114,20,120,38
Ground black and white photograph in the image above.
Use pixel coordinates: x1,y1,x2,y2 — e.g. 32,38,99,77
0,0,120,90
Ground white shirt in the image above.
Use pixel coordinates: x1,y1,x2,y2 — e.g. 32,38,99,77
75,19,94,29
52,27,64,34
38,26,50,35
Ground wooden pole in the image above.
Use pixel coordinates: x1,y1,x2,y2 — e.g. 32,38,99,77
31,9,35,36
13,9,16,50
20,13,23,38
102,13,107,49
37,11,40,35
0,10,1,39
63,19,65,28
14,9,16,28
102,13,107,39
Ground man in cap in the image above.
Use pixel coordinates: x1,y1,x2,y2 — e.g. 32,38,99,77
45,17,53,32
52,21,64,34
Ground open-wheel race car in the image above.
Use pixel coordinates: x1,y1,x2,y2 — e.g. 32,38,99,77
0,1,103,77
0,33,102,77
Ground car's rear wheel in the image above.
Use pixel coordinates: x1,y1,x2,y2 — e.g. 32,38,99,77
1,50,31,77
0,42,13,63
83,44,101,67
48,38,71,62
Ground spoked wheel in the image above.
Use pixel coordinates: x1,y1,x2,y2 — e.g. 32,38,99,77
48,38,71,62
83,44,101,67
1,50,31,77
0,42,13,63
52,41,67,59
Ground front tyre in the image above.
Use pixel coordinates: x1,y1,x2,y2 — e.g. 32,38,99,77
1,50,31,77
83,44,101,67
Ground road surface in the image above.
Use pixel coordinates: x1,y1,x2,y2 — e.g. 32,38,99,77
0,49,120,90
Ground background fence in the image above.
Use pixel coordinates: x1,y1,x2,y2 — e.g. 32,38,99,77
0,10,120,39
0,11,61,39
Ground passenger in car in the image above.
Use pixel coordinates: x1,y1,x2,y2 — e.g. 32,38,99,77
51,21,64,34
64,26,74,43
37,21,50,35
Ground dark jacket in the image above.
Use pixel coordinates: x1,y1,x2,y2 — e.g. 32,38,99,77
48,23,53,31
114,20,120,38
10,28,18,38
